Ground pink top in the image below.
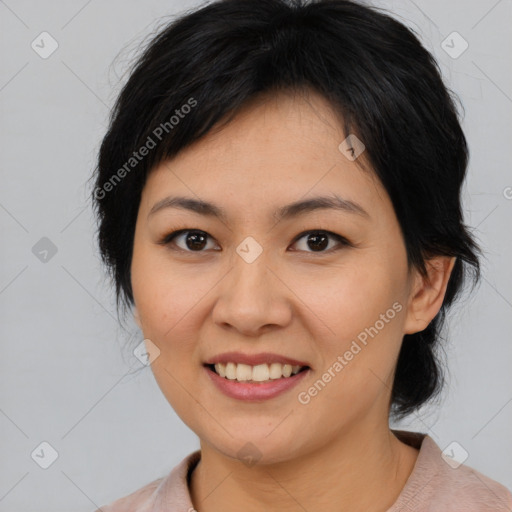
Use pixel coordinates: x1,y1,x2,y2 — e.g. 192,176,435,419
96,430,512,511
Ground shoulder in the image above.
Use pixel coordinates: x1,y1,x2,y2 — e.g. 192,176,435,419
432,454,512,511
93,449,201,511
93,477,164,512
392,431,512,512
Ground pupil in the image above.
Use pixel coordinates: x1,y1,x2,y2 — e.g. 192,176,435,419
308,232,328,251
186,231,207,250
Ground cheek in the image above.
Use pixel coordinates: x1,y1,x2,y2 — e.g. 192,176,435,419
292,261,406,399
291,258,402,341
130,249,216,379
131,243,191,334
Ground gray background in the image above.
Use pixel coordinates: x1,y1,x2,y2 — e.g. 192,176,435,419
0,0,511,510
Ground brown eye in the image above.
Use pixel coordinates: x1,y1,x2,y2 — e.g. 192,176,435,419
290,230,350,253
163,229,217,252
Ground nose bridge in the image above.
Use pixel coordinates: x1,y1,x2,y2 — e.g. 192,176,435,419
212,239,290,333
230,239,274,303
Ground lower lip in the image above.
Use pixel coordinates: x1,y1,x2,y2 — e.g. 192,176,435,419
204,365,310,401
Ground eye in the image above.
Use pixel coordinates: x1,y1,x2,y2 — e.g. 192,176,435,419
160,228,350,254
160,229,219,252
290,230,351,253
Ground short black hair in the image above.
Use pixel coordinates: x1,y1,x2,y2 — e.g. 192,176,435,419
91,0,481,421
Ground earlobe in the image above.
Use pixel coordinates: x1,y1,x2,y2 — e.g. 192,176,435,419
403,256,456,335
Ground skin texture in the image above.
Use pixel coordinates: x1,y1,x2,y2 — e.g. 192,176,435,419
130,88,456,512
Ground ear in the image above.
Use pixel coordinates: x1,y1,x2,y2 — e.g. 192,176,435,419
133,306,142,329
403,256,456,335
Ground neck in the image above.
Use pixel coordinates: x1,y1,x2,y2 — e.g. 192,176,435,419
189,424,419,512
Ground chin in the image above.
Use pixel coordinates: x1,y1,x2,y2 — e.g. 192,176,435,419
205,431,304,467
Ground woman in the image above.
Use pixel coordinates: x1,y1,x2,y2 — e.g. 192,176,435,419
91,0,512,510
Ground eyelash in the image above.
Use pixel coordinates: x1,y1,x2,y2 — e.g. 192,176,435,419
158,228,352,255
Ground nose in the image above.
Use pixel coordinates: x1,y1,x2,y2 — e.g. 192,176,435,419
211,252,293,337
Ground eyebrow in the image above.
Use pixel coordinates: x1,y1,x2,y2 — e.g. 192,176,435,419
148,194,370,222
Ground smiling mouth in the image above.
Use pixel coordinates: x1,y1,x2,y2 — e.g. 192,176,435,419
204,362,310,383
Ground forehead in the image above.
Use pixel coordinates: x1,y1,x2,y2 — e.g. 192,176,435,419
141,89,387,222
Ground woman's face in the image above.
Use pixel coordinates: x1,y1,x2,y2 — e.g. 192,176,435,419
131,90,422,463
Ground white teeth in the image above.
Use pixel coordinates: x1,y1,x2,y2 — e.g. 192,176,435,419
252,363,270,381
216,362,227,378
225,362,236,379
236,363,252,381
269,362,283,379
282,364,292,378
213,362,304,381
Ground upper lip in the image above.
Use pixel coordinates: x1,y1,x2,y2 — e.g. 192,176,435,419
204,351,311,368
